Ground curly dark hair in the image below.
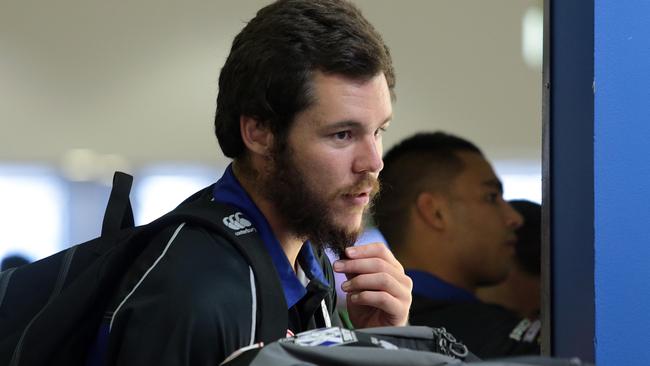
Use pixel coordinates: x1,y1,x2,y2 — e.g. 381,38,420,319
214,0,395,159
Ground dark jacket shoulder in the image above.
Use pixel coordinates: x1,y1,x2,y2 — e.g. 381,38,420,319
108,223,257,365
410,295,540,359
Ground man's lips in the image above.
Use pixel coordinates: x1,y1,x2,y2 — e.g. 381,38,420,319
505,237,518,248
342,191,371,206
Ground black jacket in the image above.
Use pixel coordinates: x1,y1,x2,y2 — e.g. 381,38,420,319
409,295,540,359
106,220,338,365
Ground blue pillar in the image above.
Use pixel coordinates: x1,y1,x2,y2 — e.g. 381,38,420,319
595,2,650,365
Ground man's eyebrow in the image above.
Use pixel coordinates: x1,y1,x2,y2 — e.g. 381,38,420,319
326,116,392,130
482,179,503,193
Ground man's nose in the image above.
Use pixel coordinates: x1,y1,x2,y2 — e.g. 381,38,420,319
354,136,384,174
505,202,524,229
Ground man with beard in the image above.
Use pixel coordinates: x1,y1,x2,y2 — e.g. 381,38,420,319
373,132,541,359
99,1,412,365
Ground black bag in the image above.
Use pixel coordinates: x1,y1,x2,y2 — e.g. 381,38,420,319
224,326,592,366
0,172,287,366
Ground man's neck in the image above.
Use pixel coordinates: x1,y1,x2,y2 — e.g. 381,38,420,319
476,269,541,318
401,225,477,293
399,247,476,294
232,162,304,269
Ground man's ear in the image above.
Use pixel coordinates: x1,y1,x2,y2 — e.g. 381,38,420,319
415,191,448,231
240,115,274,156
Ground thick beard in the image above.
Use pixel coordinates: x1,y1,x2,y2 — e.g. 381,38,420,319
258,145,379,259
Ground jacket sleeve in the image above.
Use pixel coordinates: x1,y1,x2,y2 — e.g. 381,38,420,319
107,224,256,365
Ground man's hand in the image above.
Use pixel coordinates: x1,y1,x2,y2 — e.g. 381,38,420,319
333,243,412,328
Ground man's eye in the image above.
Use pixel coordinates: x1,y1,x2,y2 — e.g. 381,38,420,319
486,193,499,203
334,131,352,140
374,126,387,137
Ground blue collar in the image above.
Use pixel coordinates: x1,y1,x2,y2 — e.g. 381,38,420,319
406,269,478,303
212,164,328,309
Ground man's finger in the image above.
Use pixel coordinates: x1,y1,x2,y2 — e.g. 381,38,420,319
341,272,411,300
334,258,412,287
344,243,402,269
348,291,406,321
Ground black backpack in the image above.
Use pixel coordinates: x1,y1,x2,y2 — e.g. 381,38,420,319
0,172,289,366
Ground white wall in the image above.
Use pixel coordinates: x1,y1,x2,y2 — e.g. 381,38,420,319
0,0,542,169
0,0,543,262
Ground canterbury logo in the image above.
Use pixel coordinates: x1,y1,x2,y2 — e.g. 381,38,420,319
222,212,252,230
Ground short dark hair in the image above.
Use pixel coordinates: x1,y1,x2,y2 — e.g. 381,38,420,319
509,200,541,276
1,253,31,271
373,131,482,249
214,0,395,159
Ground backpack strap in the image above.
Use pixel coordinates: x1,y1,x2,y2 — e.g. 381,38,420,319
101,172,134,237
316,247,337,317
154,190,288,344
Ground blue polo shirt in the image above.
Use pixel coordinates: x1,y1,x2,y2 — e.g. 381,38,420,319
212,164,328,309
406,269,478,303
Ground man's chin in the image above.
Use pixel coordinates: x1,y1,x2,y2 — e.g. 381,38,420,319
307,221,361,259
336,210,366,229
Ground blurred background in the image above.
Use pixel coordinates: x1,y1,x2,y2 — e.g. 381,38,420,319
0,0,543,263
